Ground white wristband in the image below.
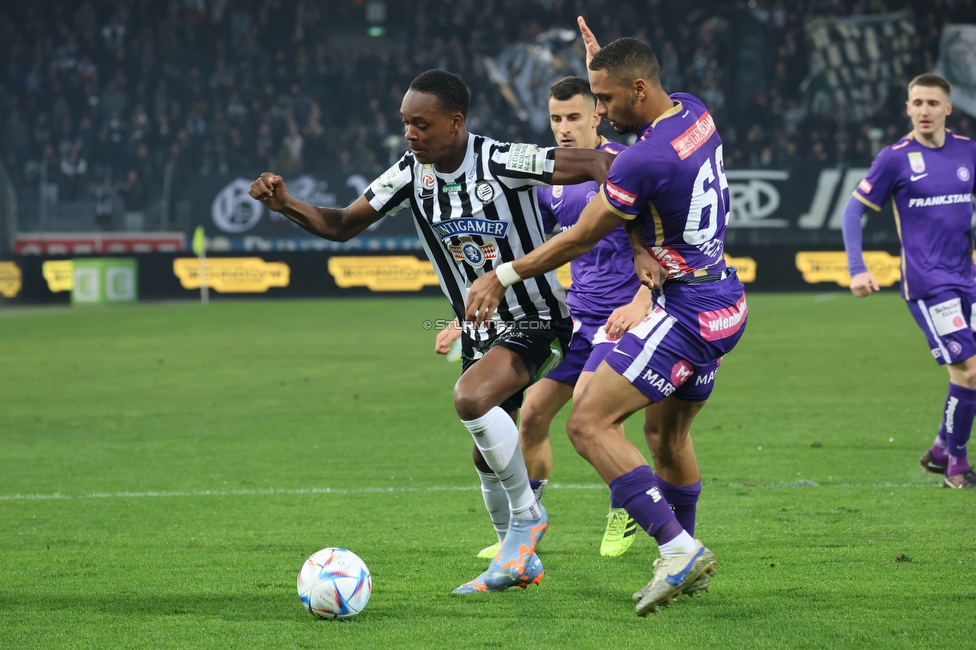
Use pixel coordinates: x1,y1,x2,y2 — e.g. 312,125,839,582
494,261,523,288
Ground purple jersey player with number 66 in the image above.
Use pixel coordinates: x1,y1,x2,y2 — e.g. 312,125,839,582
466,18,747,615
842,73,976,489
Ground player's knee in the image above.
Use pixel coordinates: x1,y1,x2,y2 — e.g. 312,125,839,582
518,404,550,445
453,382,491,421
566,409,598,455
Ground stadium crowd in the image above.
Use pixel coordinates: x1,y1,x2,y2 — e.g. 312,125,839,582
0,0,973,229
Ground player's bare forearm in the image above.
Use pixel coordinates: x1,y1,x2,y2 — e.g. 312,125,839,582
625,218,648,257
280,197,379,242
550,148,614,185
512,199,621,278
250,173,381,241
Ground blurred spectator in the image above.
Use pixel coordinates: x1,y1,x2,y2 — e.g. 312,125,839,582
92,176,117,231
118,169,147,231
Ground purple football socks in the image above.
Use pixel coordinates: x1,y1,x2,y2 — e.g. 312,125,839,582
943,383,975,477
609,465,683,545
656,478,701,536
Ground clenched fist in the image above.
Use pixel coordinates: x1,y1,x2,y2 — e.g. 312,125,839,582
249,172,291,212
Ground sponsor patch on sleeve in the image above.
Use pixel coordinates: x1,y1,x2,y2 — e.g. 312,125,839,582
605,180,637,207
858,179,873,194
372,163,405,193
505,143,546,174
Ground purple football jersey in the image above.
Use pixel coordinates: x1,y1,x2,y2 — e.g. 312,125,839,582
853,132,976,300
600,93,729,280
536,138,640,319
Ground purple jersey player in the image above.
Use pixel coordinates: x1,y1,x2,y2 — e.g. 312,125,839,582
466,20,747,615
843,73,976,489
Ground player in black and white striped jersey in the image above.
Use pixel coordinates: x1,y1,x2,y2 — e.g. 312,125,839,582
366,121,568,339
249,69,613,593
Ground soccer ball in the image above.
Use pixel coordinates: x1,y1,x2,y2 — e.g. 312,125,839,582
297,547,372,619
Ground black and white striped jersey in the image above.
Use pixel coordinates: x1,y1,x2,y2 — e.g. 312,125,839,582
364,133,571,338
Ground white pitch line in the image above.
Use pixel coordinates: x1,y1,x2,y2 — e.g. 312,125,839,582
0,481,936,501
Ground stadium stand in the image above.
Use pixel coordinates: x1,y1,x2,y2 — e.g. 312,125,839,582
0,0,973,235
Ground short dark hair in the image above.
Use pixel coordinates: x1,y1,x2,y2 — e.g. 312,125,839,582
908,72,951,98
409,69,469,117
549,76,597,108
589,38,661,88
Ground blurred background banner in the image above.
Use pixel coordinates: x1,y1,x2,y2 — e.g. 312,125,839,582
934,24,976,118
805,11,915,123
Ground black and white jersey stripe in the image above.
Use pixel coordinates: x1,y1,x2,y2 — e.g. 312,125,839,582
364,133,570,340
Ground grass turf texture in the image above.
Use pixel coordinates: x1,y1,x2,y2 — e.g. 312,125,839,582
0,293,974,649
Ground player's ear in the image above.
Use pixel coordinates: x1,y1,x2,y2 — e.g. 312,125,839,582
452,112,465,132
633,78,647,101
946,101,952,116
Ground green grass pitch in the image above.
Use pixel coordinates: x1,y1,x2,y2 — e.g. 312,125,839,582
1,292,974,649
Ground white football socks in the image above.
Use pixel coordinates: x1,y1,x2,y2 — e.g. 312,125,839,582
477,470,509,542
658,530,697,557
462,407,536,517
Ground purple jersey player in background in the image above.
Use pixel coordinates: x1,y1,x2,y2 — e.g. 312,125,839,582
842,72,976,489
466,19,747,615
525,79,649,559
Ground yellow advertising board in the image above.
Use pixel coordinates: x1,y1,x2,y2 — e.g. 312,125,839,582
0,261,22,298
795,251,901,287
328,256,440,292
173,258,290,293
42,260,75,292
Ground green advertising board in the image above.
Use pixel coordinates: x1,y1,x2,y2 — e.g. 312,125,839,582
72,258,138,305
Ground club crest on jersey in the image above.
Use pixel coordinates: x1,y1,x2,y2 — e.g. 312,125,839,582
908,152,925,174
959,166,971,182
552,185,564,199
449,236,497,268
475,181,494,203
420,166,435,196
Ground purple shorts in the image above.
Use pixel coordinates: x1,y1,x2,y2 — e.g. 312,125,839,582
906,288,976,365
546,315,617,385
604,271,747,403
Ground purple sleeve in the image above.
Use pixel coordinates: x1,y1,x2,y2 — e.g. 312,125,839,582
851,147,895,211
841,195,869,276
602,144,665,219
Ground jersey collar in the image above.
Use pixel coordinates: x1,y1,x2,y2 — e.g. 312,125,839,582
637,101,683,141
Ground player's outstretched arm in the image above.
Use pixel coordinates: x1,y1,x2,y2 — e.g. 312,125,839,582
464,198,622,327
577,16,601,68
550,148,615,186
249,172,383,242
